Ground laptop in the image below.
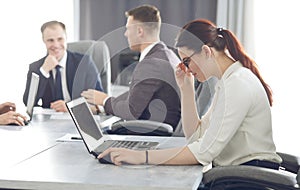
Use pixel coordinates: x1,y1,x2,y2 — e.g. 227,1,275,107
66,97,159,164
8,72,39,126
25,72,40,123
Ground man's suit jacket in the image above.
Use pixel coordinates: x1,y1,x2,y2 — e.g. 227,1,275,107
104,42,181,129
23,50,103,108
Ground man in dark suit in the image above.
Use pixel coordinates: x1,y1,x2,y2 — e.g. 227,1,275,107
23,21,103,112
81,5,181,129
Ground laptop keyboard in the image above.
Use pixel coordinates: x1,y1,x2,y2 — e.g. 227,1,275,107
110,140,138,148
94,140,159,164
94,140,156,153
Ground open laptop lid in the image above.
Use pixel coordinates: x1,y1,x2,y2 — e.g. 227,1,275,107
66,97,106,154
26,72,39,121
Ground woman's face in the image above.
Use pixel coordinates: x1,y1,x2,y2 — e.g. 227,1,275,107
178,47,210,82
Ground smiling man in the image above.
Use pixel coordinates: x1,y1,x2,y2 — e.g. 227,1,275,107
23,21,103,112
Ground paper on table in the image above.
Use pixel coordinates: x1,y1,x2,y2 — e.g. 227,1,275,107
56,133,81,142
33,107,62,115
50,113,103,120
50,113,71,120
32,107,71,120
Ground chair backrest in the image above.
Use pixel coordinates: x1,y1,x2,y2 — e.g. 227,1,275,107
67,40,111,95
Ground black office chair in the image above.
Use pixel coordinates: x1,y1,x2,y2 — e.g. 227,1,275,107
106,120,173,136
108,77,217,136
198,152,300,190
67,40,112,95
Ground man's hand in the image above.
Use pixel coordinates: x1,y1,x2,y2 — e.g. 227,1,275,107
41,54,59,74
50,100,68,112
81,89,108,106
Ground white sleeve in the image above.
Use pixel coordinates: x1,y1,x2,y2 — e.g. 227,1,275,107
39,67,50,78
188,79,252,165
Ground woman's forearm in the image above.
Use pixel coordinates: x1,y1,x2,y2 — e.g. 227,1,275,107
147,146,199,165
180,89,201,138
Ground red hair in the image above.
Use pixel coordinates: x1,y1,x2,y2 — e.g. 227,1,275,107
176,19,273,106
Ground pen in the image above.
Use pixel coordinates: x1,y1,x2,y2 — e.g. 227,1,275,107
71,137,82,140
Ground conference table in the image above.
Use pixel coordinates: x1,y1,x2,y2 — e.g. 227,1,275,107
0,110,203,190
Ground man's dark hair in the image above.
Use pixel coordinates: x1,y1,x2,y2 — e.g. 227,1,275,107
125,4,161,33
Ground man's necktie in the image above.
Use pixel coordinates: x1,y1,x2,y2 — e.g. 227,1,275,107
54,65,63,100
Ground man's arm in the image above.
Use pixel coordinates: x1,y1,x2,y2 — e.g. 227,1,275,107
23,59,51,107
104,78,162,120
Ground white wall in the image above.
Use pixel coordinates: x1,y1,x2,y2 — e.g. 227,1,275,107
0,0,75,110
254,0,300,156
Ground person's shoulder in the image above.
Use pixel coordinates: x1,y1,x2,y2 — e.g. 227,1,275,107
144,44,179,70
29,56,47,68
153,42,179,57
67,50,84,59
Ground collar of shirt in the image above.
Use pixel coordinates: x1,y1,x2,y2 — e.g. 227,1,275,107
138,41,160,62
215,61,243,91
58,51,68,68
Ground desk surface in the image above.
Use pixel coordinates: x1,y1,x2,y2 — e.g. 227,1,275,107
0,112,202,190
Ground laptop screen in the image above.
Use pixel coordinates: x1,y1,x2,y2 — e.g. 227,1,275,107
67,97,104,151
70,101,103,140
26,72,39,120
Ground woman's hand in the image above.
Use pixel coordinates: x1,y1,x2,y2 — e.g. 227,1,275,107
175,64,194,91
98,148,146,166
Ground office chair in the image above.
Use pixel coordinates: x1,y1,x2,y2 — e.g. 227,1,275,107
67,40,111,95
113,48,139,86
108,77,217,136
198,152,300,190
106,120,174,136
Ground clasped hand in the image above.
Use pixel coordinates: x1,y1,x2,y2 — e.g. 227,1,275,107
42,54,59,73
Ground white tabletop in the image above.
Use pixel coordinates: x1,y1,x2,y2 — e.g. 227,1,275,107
0,111,203,190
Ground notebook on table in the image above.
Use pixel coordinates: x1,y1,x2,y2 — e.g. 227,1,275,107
66,97,159,164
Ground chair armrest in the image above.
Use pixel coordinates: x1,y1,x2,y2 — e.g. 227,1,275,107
202,165,297,189
107,120,173,136
277,152,300,173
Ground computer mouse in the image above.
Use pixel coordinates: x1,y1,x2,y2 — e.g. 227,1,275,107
98,153,113,164
8,119,29,126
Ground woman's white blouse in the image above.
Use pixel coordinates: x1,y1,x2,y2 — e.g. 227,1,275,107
187,61,282,166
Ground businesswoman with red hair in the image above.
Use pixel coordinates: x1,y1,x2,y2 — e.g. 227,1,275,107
97,19,282,169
